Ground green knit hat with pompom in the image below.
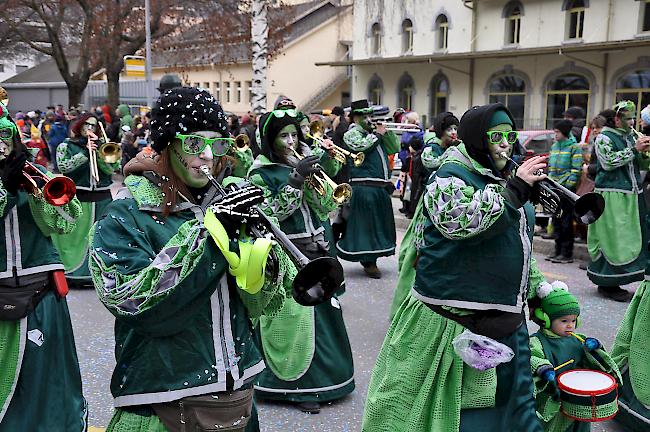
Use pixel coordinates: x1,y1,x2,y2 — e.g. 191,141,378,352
537,281,580,320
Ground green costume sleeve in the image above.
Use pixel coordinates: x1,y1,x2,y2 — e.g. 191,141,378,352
28,194,81,236
56,140,88,174
312,146,341,178
527,258,546,300
231,149,254,178
343,127,378,152
237,243,297,320
89,204,228,337
421,146,444,170
529,335,552,375
595,134,635,171
380,131,400,154
249,172,303,222
0,182,7,219
423,174,519,242
97,157,120,176
303,180,338,221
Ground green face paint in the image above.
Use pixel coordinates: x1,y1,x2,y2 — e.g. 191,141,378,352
170,130,220,187
487,123,514,171
273,124,299,162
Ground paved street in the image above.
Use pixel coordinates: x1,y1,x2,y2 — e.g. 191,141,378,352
71,226,634,431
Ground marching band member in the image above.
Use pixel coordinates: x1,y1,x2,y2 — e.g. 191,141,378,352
362,103,548,432
587,101,650,301
529,282,620,432
0,103,86,431
249,108,354,413
52,114,120,288
89,87,297,432
338,99,400,279
389,111,461,319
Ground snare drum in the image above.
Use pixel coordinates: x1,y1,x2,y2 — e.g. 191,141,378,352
557,369,618,422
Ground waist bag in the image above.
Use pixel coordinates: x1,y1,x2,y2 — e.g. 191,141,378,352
0,275,50,321
152,388,253,432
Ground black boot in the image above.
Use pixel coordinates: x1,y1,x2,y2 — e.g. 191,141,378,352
597,286,633,302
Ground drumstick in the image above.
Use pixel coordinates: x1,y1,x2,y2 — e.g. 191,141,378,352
569,332,585,343
554,359,574,371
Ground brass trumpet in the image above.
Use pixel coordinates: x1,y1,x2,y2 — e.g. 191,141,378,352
199,165,344,307
498,152,604,224
88,122,122,182
305,133,365,167
233,134,250,152
22,161,76,206
631,128,650,157
290,147,352,204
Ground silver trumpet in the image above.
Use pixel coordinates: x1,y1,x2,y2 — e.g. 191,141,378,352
199,165,344,306
498,152,605,224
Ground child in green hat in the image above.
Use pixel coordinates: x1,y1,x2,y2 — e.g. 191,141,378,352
529,281,621,431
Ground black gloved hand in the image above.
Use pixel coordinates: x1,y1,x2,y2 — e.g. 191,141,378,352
503,176,532,208
209,184,265,236
288,154,320,188
0,151,27,194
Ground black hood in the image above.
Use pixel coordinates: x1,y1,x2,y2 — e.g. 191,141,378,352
458,103,522,178
259,112,305,163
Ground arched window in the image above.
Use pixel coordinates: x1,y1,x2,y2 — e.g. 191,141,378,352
545,73,590,128
565,0,586,39
368,74,384,105
371,22,382,56
429,74,449,121
402,19,414,53
435,15,449,50
488,74,526,127
615,69,650,125
397,73,415,111
503,2,523,45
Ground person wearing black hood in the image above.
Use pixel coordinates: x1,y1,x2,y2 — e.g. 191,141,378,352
248,108,355,414
363,103,549,432
563,106,587,143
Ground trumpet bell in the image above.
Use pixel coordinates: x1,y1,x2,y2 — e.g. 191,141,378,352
574,192,605,225
99,142,122,164
293,256,344,306
310,120,325,138
352,152,365,167
42,176,77,206
234,134,250,151
333,183,352,204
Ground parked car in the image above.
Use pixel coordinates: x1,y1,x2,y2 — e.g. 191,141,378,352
518,129,555,159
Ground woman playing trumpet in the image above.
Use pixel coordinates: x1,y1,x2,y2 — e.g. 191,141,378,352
249,108,354,413
0,103,86,431
52,114,120,288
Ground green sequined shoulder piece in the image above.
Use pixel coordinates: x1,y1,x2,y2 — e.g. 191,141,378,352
124,175,164,208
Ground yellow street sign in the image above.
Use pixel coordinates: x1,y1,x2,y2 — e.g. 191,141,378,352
124,55,145,77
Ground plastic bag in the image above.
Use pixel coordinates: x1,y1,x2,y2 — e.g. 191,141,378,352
452,329,514,371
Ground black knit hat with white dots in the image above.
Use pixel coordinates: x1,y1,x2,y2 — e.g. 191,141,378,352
150,87,228,152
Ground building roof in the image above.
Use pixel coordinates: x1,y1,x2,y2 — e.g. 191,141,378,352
153,0,345,68
317,38,650,67
2,57,80,83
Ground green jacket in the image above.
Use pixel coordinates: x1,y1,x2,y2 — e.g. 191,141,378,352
0,168,82,278
89,174,296,407
248,153,339,240
594,127,650,194
343,125,399,184
413,144,536,313
56,137,120,192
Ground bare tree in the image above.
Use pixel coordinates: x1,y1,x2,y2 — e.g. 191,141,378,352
0,0,99,107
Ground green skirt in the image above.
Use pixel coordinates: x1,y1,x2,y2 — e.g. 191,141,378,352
0,291,87,431
51,198,111,283
613,368,650,431
587,193,647,287
363,296,541,432
336,185,396,263
254,295,355,403
389,197,425,320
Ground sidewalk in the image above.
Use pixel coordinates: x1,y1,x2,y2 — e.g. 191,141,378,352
391,196,590,262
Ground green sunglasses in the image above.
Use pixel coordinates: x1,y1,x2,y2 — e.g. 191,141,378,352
486,130,519,145
0,127,14,140
175,133,233,156
262,109,299,135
